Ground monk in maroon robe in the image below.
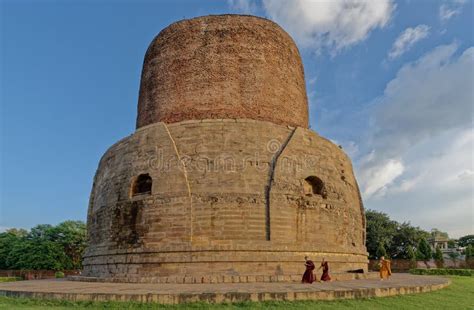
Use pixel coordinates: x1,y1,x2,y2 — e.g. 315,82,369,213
302,256,315,283
318,258,331,281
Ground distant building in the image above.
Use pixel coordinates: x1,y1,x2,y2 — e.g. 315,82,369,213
429,229,449,251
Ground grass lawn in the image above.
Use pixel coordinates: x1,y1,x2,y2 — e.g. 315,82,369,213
0,277,21,283
0,276,472,310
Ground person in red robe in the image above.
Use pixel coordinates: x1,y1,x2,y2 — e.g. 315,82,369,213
318,258,331,281
302,256,315,283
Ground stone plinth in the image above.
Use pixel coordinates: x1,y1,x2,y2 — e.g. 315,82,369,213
0,275,451,304
83,119,366,282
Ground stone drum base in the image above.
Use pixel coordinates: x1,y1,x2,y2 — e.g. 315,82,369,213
0,274,450,304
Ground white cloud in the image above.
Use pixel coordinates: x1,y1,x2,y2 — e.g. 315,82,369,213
359,158,404,198
356,43,474,237
372,43,473,159
364,128,473,238
388,25,430,60
439,1,466,22
230,0,395,54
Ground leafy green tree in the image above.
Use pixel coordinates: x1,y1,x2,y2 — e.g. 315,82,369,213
49,221,86,269
389,222,429,259
433,246,443,260
406,246,417,269
416,238,432,261
0,221,86,270
465,244,474,258
376,243,387,258
433,247,444,268
365,210,430,259
0,229,26,269
447,240,456,249
365,210,398,259
465,245,474,268
6,239,69,270
458,235,474,247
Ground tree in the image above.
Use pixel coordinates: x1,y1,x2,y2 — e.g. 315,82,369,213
0,221,86,270
465,245,474,268
365,210,398,259
433,246,444,268
7,239,69,270
389,222,429,259
406,246,417,269
376,243,387,258
416,238,432,261
0,230,26,269
458,235,474,247
447,240,456,249
465,244,474,258
49,221,86,269
365,210,430,259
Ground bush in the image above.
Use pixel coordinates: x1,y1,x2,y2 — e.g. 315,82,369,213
406,247,417,269
433,247,444,268
54,271,65,278
0,277,21,282
410,268,474,276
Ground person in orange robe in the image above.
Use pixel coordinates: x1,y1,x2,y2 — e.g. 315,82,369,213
318,258,331,281
302,256,315,284
379,256,392,280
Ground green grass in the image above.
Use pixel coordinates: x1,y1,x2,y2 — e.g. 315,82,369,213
0,277,21,283
410,268,474,276
0,276,472,310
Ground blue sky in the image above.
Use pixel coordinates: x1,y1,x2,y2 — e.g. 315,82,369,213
1,0,473,237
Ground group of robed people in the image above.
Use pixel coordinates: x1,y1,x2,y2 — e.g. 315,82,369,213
302,255,392,283
301,256,331,284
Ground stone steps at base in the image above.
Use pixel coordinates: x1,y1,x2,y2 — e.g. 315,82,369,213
0,274,450,304
69,272,379,284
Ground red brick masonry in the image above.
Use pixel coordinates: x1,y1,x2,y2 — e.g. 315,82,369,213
136,15,309,129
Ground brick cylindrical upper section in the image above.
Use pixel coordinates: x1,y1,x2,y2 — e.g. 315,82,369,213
136,15,309,129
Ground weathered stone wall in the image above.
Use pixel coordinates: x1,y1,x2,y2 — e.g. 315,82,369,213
136,15,309,129
83,120,367,282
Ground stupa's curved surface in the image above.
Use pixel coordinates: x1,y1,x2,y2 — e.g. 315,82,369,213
83,14,367,283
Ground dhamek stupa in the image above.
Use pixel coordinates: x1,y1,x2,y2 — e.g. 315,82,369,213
82,15,368,283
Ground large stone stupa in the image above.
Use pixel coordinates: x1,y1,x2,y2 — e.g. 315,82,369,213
82,15,368,283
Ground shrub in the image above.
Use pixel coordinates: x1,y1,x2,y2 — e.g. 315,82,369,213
409,268,474,276
407,246,417,269
465,245,474,258
433,247,444,268
0,277,21,282
55,271,65,278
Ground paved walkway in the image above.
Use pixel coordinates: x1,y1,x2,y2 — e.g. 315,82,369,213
0,274,450,304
